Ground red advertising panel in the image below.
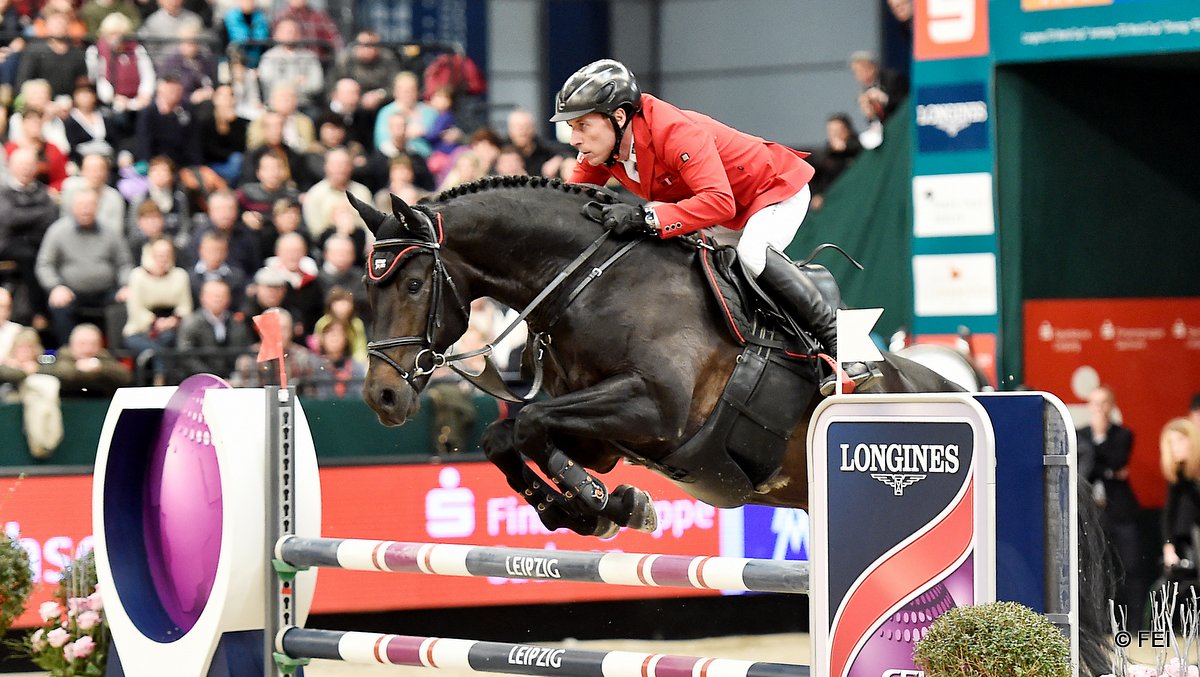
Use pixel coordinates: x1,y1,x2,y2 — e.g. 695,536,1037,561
2,462,724,628
915,0,990,61
1,475,95,630
1024,298,1200,507
312,463,724,614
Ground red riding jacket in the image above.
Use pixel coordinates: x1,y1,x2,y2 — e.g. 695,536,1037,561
568,94,815,238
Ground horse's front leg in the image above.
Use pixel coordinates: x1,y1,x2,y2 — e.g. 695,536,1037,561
513,373,688,535
480,419,612,536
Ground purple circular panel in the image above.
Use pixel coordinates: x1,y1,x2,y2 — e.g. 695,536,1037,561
143,374,230,632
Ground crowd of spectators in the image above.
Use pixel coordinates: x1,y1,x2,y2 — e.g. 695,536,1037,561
0,0,574,401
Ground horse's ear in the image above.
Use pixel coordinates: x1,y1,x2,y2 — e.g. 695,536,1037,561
390,193,430,240
347,191,386,236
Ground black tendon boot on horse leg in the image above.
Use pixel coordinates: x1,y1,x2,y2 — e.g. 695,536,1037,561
481,419,598,534
545,449,659,534
756,248,879,395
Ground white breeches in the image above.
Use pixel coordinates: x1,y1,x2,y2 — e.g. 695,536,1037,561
735,184,812,276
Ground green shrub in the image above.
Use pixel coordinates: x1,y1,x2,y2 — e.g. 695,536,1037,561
913,601,1071,677
0,532,33,635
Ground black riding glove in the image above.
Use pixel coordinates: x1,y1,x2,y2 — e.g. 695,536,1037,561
600,204,646,235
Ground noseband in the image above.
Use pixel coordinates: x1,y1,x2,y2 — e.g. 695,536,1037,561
365,209,470,390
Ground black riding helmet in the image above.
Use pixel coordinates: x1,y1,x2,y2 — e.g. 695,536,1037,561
550,59,642,167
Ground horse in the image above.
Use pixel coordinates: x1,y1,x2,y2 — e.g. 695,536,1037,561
350,176,1113,676
351,176,957,531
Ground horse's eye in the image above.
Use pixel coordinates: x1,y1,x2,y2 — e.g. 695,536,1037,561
407,279,423,294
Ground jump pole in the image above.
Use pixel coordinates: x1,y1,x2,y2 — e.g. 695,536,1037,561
274,537,810,595
277,628,808,677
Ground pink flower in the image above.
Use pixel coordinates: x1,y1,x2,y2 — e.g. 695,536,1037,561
1126,664,1160,677
66,597,89,615
38,601,62,622
63,641,76,661
72,635,95,659
30,628,45,651
76,610,100,631
1187,665,1199,677
1165,658,1185,677
46,627,69,648
87,590,104,611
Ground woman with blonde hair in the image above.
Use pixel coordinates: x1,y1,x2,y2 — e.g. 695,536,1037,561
1160,417,1200,573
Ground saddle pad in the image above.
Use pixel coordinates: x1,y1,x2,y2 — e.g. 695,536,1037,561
698,246,759,346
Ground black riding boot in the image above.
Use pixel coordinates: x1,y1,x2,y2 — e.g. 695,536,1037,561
755,250,879,395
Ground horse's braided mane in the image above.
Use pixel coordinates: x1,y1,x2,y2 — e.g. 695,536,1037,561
431,175,622,205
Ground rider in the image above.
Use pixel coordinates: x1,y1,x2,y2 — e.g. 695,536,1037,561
551,59,877,394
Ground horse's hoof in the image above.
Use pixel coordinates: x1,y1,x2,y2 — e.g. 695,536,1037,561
592,518,619,539
617,484,658,533
753,469,791,494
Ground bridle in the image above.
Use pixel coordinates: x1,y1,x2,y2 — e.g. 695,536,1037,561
364,208,470,391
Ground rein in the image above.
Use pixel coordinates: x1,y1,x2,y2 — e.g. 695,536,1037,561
367,211,645,403
445,230,645,403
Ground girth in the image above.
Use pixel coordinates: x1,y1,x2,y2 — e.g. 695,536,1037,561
626,318,819,507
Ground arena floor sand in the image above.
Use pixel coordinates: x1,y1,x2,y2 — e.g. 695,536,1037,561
4,631,1169,675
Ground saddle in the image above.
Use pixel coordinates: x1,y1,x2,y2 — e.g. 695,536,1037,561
698,243,842,354
624,243,845,507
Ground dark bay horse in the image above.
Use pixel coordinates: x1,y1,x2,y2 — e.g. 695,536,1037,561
352,176,961,536
352,177,1113,676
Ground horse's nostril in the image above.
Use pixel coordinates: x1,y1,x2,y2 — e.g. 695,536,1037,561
380,388,396,408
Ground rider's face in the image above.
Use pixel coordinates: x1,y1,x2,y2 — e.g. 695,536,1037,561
567,112,617,166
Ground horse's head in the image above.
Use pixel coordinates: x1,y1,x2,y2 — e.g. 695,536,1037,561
350,192,470,426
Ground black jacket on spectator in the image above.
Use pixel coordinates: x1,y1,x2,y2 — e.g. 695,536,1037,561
64,109,120,164
189,218,262,278
195,102,249,165
874,68,910,122
326,106,376,150
188,264,247,305
284,278,325,337
135,103,204,167
242,145,316,191
810,136,863,199
176,308,253,378
318,265,368,318
361,148,435,193
0,8,23,47
511,137,569,178
0,181,58,254
16,40,88,98
0,180,58,317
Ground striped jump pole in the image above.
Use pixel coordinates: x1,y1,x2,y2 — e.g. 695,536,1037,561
277,628,808,677
275,536,810,595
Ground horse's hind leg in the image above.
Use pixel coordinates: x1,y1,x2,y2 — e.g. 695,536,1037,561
481,419,616,537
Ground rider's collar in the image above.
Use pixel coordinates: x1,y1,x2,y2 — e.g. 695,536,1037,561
621,130,640,183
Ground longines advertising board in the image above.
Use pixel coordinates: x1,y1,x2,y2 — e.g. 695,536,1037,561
809,395,995,677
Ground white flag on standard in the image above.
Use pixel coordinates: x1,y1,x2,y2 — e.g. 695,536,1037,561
835,308,884,364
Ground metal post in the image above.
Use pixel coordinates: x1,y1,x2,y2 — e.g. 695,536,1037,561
265,386,299,677
1042,397,1079,673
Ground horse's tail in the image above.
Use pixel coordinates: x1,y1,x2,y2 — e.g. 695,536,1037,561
1077,479,1117,676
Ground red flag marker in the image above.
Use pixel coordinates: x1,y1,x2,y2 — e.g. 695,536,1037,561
252,309,287,387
